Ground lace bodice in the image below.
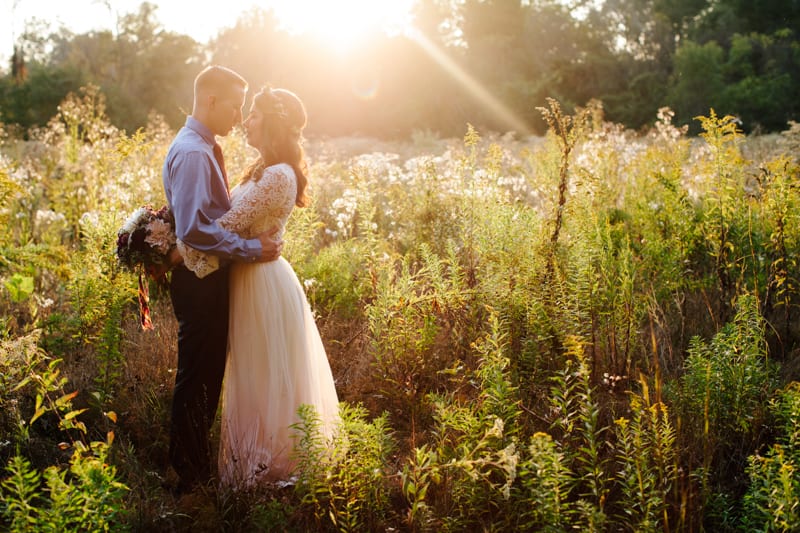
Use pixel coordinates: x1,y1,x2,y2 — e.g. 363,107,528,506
178,163,297,278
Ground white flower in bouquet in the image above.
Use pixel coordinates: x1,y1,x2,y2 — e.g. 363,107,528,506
121,207,148,234
145,218,177,254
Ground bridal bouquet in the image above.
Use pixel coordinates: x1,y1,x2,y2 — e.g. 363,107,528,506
116,205,176,271
116,205,176,329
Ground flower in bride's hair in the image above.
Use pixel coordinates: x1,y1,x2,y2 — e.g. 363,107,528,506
271,99,288,121
265,88,289,120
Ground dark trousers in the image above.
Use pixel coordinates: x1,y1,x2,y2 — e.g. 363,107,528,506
168,264,230,486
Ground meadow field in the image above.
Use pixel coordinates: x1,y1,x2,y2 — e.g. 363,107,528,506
1,87,800,531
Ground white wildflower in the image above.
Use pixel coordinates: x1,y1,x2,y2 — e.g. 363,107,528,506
35,209,66,226
79,211,100,228
486,416,504,439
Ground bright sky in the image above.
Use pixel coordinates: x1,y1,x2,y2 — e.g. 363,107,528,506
1,0,416,63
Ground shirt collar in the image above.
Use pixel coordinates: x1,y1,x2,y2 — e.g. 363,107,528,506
185,116,216,146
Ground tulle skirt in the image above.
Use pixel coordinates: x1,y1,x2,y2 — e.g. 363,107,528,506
218,257,339,488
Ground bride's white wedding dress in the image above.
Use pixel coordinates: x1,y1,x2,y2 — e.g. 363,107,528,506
178,163,339,487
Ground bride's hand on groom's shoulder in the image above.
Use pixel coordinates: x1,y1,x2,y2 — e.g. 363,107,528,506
257,226,284,262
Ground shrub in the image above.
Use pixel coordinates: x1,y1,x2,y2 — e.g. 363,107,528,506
741,382,800,531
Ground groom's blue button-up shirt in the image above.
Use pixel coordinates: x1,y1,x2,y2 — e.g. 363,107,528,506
163,116,261,262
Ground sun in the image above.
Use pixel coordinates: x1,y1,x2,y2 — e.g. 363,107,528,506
270,0,416,52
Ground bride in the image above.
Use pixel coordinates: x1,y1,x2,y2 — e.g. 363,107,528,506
178,87,339,487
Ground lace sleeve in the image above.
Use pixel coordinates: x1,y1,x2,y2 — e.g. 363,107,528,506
176,239,219,279
217,164,295,235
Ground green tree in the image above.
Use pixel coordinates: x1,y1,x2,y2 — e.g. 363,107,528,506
1,2,202,132
81,2,203,130
692,0,800,42
0,62,85,131
667,40,726,128
722,30,799,131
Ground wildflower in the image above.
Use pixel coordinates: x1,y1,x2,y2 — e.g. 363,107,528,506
35,209,66,225
486,416,505,439
79,211,100,228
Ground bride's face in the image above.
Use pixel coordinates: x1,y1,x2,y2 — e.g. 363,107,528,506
243,104,267,152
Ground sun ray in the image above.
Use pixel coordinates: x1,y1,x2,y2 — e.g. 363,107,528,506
408,29,532,136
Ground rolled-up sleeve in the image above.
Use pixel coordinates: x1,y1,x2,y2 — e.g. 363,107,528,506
165,149,262,262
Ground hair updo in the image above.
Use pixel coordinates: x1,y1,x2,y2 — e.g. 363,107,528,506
244,87,309,207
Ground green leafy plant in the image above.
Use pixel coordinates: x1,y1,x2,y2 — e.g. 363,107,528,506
4,274,34,304
514,431,574,531
1,439,128,533
294,403,394,532
401,313,525,531
549,336,610,525
614,379,678,531
741,382,800,532
0,330,128,532
695,109,747,316
678,294,777,522
365,243,472,437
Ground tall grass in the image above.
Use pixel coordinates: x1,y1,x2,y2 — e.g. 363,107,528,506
1,85,800,530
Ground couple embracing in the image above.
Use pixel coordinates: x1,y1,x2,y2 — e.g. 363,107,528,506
161,65,339,493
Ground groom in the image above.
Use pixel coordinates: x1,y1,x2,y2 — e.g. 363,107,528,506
162,65,282,494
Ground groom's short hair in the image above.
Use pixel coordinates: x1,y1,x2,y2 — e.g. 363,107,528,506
194,65,248,100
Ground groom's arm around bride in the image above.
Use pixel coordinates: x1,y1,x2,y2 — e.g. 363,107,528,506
160,65,278,494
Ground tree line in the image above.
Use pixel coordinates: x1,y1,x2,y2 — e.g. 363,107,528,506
1,0,798,138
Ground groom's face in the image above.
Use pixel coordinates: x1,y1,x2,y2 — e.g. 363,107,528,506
212,86,247,137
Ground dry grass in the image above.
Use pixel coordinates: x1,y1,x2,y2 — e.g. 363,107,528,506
115,295,178,469
111,285,365,476
317,313,371,404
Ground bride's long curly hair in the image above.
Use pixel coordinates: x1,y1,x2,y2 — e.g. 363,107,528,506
242,87,309,207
